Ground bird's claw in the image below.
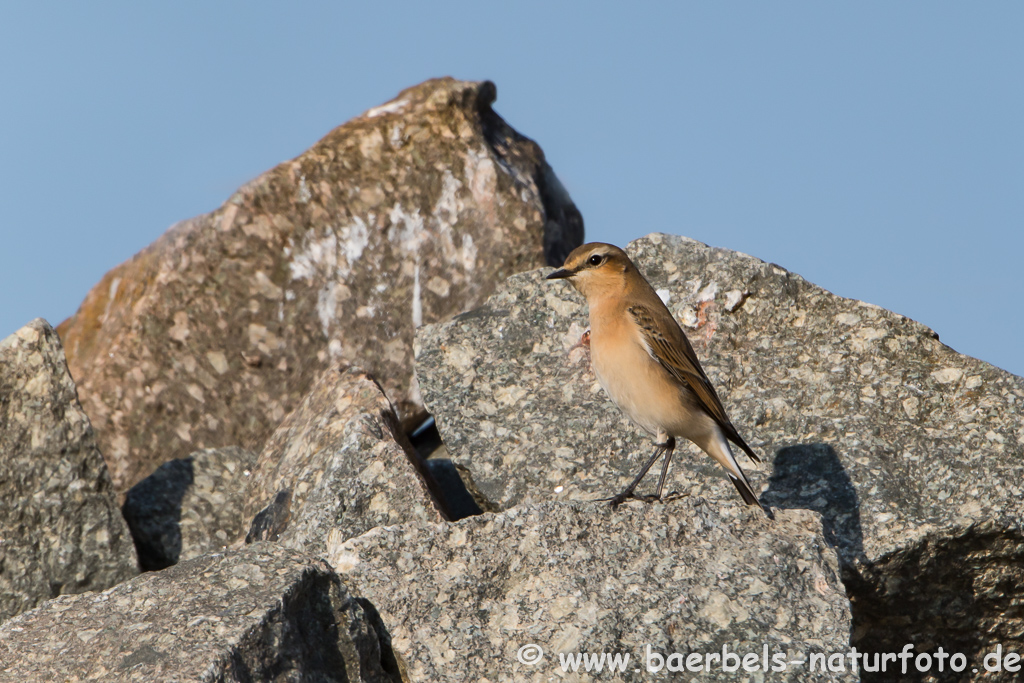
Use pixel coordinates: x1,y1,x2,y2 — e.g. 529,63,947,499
601,491,635,507
605,491,665,507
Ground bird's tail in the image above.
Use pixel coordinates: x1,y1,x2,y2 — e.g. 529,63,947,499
708,430,767,513
728,473,760,506
724,423,761,464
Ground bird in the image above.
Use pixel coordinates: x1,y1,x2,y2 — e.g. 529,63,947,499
545,242,764,510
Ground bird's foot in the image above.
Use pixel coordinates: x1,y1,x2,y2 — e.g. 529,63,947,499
602,488,643,507
604,491,664,507
604,492,632,507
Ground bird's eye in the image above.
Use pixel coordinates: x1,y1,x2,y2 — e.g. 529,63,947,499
588,254,603,266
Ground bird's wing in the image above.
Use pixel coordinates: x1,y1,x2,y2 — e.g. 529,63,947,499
627,304,727,421
628,304,761,463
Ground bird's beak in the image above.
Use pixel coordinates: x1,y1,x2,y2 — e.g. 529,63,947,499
545,268,572,280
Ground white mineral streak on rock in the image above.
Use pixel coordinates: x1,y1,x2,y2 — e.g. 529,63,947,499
169,312,190,342
434,170,462,226
834,312,862,326
696,282,718,303
289,221,373,338
364,98,409,118
388,204,425,253
389,123,404,149
432,171,462,260
317,284,338,338
290,215,370,284
465,147,498,205
103,277,121,321
289,233,338,281
461,234,477,272
412,263,423,329
342,216,369,271
932,367,964,385
724,289,746,311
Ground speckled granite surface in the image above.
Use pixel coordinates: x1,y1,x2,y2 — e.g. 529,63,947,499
0,543,400,682
122,446,257,570
242,365,445,558
328,499,854,682
0,319,138,622
416,233,1024,678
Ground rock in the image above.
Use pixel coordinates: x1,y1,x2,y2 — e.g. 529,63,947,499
327,500,854,682
122,446,257,571
56,77,584,492
243,366,445,557
415,237,767,510
416,232,1024,673
0,319,137,623
0,543,401,682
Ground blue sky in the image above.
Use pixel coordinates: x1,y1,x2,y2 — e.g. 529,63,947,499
2,3,1021,377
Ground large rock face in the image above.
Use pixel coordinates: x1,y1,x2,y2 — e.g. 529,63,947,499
242,365,445,558
0,319,138,623
56,77,584,492
0,543,401,682
327,500,854,682
416,233,1024,680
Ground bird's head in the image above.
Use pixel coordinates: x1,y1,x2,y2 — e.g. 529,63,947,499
545,242,635,299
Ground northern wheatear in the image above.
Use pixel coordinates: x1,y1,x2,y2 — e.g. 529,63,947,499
546,242,764,509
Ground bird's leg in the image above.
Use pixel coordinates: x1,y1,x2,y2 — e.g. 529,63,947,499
654,436,676,499
608,436,675,507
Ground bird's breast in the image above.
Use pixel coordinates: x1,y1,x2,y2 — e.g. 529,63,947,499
589,312,691,438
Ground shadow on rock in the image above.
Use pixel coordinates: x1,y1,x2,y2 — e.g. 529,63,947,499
761,443,866,564
122,458,194,571
410,417,498,520
223,575,403,683
762,444,1024,682
246,489,293,544
843,524,1023,683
